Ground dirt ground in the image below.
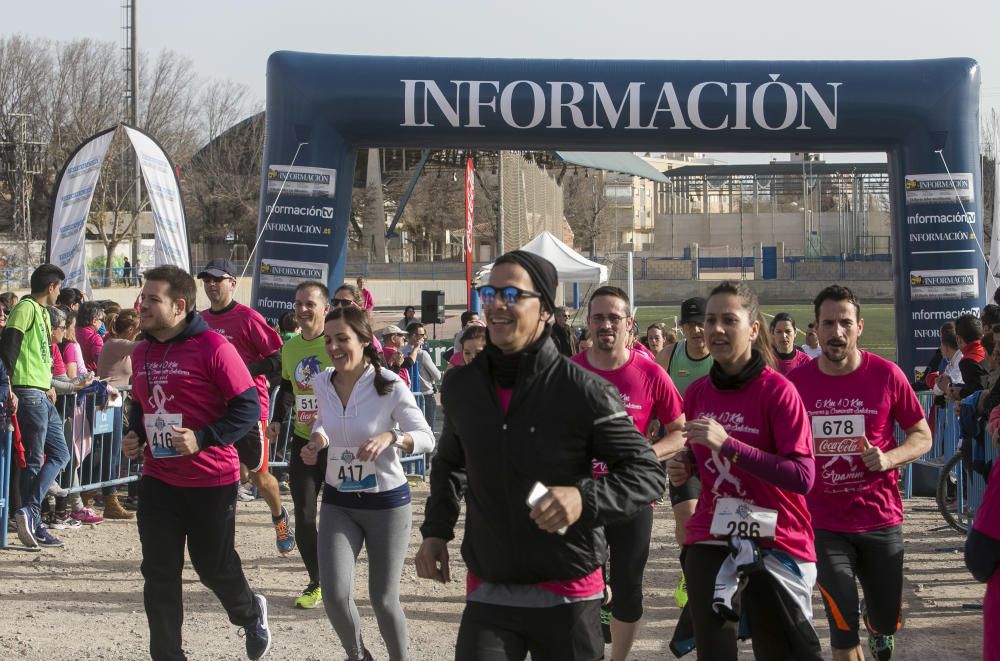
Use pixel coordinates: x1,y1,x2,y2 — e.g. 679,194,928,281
0,491,986,660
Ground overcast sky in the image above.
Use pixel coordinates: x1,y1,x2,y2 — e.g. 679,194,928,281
8,0,1000,164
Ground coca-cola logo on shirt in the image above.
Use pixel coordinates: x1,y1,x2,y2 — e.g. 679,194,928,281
814,436,865,456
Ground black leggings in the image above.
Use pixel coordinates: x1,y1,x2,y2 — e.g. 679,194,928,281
814,526,904,650
685,544,821,661
605,505,653,623
288,433,327,586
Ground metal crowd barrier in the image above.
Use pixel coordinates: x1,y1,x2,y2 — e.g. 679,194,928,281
54,389,141,496
1,389,136,549
0,425,12,548
901,389,999,527
266,386,428,479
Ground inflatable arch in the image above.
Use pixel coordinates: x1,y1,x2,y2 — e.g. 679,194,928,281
253,53,983,378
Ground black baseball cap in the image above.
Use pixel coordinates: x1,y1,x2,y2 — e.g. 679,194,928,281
680,297,706,324
197,258,237,279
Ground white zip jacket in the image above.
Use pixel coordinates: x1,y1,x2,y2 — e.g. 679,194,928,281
311,365,435,493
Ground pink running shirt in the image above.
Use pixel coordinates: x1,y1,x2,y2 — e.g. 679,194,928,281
786,351,925,533
572,350,684,476
774,349,811,376
132,327,255,488
683,367,816,562
203,302,283,422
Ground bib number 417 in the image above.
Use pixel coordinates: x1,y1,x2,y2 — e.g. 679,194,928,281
337,464,366,483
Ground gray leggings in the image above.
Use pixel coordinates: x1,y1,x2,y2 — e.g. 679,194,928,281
318,502,412,661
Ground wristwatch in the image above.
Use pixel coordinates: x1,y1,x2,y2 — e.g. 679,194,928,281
392,429,406,448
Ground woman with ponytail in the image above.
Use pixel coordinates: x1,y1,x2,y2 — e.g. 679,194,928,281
667,280,820,660
300,306,434,661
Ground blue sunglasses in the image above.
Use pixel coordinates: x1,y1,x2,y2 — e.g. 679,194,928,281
477,285,542,307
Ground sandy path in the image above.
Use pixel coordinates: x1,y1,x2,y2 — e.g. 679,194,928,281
0,491,985,660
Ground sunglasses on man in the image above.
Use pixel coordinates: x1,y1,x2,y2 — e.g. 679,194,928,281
477,285,542,307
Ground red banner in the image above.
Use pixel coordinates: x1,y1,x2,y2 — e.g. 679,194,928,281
465,157,475,309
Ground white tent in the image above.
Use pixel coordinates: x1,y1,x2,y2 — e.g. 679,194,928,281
477,231,608,284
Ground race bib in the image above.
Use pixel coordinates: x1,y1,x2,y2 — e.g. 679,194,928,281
812,414,866,456
330,447,379,492
296,395,318,425
144,412,184,459
709,497,778,539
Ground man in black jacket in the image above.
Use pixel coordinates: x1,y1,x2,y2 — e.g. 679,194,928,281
415,251,665,661
551,306,578,356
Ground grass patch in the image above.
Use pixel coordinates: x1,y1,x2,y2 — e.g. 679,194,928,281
634,303,897,362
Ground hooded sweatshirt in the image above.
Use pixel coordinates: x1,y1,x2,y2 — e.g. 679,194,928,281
128,312,259,488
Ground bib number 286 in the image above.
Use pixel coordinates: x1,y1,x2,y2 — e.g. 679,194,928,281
710,497,778,539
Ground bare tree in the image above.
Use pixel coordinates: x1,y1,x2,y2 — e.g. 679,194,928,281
183,91,263,245
562,169,609,255
983,108,999,258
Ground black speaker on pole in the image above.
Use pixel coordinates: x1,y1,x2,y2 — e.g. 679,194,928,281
421,290,445,324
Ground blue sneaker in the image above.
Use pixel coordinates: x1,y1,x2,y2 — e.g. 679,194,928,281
34,523,64,548
241,593,271,660
14,508,38,548
273,508,296,556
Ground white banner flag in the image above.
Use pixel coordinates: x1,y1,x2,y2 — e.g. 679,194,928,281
124,126,190,271
989,141,1000,304
48,128,116,297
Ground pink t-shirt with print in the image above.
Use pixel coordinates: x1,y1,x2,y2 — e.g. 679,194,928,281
203,302,283,422
787,351,926,533
572,350,684,477
132,327,255,488
683,367,816,562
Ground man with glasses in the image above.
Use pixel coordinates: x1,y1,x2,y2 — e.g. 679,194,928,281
401,322,441,429
416,251,664,660
572,285,685,660
198,258,294,557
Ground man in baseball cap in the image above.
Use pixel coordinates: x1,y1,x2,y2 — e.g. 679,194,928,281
197,258,238,280
656,295,712,611
197,256,294,559
679,296,706,325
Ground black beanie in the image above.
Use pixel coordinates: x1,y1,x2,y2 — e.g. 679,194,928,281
497,250,558,314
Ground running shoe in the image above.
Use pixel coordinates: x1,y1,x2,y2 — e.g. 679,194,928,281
50,513,83,530
241,593,271,660
238,483,257,502
14,507,38,548
294,583,322,609
34,523,64,548
862,599,895,660
273,508,296,556
277,480,290,495
71,507,105,526
674,571,689,609
868,633,894,660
